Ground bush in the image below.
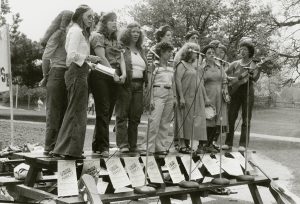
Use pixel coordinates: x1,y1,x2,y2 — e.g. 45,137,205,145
1,85,46,107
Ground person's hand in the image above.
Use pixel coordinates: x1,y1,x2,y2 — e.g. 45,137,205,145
119,75,126,84
179,98,185,109
150,102,155,111
173,99,178,107
86,55,102,64
39,77,47,87
205,98,212,107
113,73,120,83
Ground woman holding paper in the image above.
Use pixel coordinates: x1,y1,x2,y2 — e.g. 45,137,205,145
53,5,101,159
89,12,126,157
115,22,148,153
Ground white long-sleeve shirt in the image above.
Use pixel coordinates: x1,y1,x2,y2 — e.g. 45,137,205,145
65,23,90,67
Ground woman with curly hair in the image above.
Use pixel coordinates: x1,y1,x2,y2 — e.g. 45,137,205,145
89,12,126,157
115,22,148,153
143,41,176,155
175,42,209,154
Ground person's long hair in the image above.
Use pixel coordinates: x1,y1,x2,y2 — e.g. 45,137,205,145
119,22,144,50
72,5,92,39
98,12,118,41
179,42,200,63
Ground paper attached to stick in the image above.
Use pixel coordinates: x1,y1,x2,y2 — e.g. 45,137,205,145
230,152,254,171
81,159,101,178
181,156,203,180
123,157,146,187
219,156,244,176
202,155,223,176
106,158,131,189
141,156,164,183
165,156,185,183
97,178,109,194
57,160,78,197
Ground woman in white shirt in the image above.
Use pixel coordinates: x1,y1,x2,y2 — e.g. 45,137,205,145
53,5,101,159
115,22,148,153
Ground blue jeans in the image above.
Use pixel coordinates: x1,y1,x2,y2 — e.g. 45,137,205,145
44,68,67,152
115,80,144,150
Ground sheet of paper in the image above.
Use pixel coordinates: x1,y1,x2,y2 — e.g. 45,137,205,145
202,155,223,176
202,176,214,183
180,156,203,180
164,156,185,183
123,157,146,187
219,156,244,176
95,63,115,77
230,152,254,171
106,158,131,189
97,178,109,194
141,156,164,183
57,160,78,197
81,159,101,178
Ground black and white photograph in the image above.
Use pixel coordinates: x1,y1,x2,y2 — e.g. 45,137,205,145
0,0,300,203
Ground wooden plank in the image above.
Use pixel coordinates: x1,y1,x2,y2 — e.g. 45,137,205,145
190,192,202,204
24,163,42,187
15,184,57,201
248,184,264,204
0,175,57,186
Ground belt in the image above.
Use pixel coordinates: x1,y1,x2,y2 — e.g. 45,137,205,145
153,85,171,89
131,78,144,83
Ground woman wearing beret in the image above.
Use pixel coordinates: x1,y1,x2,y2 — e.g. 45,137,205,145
89,12,126,157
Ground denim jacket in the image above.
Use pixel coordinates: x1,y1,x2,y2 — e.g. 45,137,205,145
122,46,149,87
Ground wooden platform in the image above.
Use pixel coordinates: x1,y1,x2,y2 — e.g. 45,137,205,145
6,151,276,204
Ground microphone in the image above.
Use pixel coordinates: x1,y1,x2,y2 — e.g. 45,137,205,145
191,50,205,56
214,57,230,64
149,49,160,59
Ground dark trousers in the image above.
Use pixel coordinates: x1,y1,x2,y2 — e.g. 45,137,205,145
206,126,217,146
44,68,67,152
53,63,89,157
115,80,144,150
225,83,254,147
89,71,117,152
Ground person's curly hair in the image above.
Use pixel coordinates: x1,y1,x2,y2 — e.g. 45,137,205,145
155,25,172,43
179,42,200,62
239,41,255,58
98,12,118,40
154,41,174,58
119,22,144,50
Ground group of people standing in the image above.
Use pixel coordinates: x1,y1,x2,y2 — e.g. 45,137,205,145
41,4,260,159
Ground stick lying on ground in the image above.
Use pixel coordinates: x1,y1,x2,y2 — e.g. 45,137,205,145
249,160,300,204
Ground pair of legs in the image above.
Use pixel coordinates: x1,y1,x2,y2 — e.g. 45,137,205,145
115,80,144,151
53,63,89,158
89,71,117,154
146,87,174,153
225,84,254,147
44,68,67,153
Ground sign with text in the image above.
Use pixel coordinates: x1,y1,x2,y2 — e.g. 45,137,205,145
123,157,146,187
81,159,101,179
106,158,131,189
57,160,78,197
0,25,10,92
165,156,185,183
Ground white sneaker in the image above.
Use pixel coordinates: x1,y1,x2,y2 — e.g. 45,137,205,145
238,146,246,152
221,144,232,150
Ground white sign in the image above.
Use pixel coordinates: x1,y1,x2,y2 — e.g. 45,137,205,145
141,156,164,184
123,157,146,187
81,159,101,179
181,156,203,180
106,158,131,189
57,160,78,197
165,156,185,183
0,25,10,92
202,155,223,176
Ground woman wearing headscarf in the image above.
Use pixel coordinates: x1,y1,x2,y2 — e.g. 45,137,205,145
89,12,126,157
53,5,101,159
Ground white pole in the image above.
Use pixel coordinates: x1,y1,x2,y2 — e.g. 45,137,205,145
6,24,14,146
15,84,18,108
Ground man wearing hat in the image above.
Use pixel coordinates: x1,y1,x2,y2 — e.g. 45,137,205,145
222,41,261,152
